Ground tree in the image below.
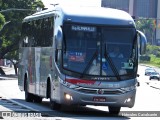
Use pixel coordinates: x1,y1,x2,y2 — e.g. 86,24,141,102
0,13,6,75
0,13,5,30
135,18,155,44
0,13,5,46
0,0,44,75
5,49,19,75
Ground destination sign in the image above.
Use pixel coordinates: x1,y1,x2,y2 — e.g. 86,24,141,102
71,25,96,32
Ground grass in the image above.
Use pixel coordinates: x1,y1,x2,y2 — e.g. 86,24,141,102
139,55,160,68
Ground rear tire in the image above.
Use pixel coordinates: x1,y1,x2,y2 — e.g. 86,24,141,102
25,80,33,102
108,106,121,115
33,95,42,103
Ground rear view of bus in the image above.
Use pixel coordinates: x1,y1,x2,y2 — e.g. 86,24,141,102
19,5,147,115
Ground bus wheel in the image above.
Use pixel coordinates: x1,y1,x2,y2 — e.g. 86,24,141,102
25,82,33,102
33,95,42,103
108,106,121,115
50,99,61,110
50,90,61,110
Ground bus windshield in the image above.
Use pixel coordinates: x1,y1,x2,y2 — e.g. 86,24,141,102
62,24,137,80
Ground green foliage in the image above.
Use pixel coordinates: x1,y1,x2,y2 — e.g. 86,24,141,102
139,55,150,61
0,13,5,29
150,54,160,63
135,18,155,44
146,44,160,57
156,51,160,57
32,0,44,10
0,0,44,60
140,44,160,68
5,49,18,60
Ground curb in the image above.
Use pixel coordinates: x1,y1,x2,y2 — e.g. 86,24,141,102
0,75,17,80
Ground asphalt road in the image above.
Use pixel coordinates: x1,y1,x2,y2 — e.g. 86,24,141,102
0,65,160,120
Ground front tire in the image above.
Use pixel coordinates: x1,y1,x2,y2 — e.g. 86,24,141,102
50,99,61,110
49,85,61,110
108,106,121,115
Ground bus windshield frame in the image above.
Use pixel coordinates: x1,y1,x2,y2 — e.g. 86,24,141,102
62,23,138,81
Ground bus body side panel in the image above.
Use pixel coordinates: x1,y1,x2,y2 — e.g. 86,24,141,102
39,47,53,97
52,64,65,102
18,47,29,91
34,47,41,96
18,47,36,94
28,47,36,94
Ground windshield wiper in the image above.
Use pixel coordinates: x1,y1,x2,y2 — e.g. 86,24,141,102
104,44,121,80
80,50,98,78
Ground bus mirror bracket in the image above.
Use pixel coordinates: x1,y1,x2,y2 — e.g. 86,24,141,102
56,26,63,50
137,30,147,55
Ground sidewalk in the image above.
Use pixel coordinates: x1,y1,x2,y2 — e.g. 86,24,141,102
0,66,17,80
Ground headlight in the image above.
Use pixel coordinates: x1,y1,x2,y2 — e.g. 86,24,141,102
121,85,136,92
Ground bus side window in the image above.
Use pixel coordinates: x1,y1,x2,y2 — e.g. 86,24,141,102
43,17,54,47
34,19,42,47
31,21,37,47
21,23,27,47
47,17,54,46
35,17,52,47
43,18,49,46
28,21,35,47
39,19,45,46
22,22,31,47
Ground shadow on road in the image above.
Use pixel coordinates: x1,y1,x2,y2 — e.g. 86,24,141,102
7,99,130,119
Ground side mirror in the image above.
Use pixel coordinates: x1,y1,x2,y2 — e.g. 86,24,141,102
137,30,147,55
55,26,63,49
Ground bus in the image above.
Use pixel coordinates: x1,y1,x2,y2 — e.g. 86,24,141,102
18,5,147,114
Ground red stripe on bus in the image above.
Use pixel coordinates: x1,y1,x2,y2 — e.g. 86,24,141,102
66,79,95,85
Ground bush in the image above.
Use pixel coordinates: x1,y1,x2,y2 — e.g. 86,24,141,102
156,51,160,58
139,55,151,61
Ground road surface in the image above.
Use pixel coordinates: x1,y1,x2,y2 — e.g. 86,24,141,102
0,65,160,120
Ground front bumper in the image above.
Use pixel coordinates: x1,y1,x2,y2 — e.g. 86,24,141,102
59,84,136,108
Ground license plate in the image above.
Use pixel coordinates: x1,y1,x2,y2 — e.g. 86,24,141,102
93,97,106,102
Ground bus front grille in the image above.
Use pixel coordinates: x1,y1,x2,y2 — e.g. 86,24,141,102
75,87,125,95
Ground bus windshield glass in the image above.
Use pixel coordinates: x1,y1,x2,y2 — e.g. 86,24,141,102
62,23,137,80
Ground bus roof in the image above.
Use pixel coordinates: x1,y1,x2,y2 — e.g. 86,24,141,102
24,6,135,27
60,6,135,26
